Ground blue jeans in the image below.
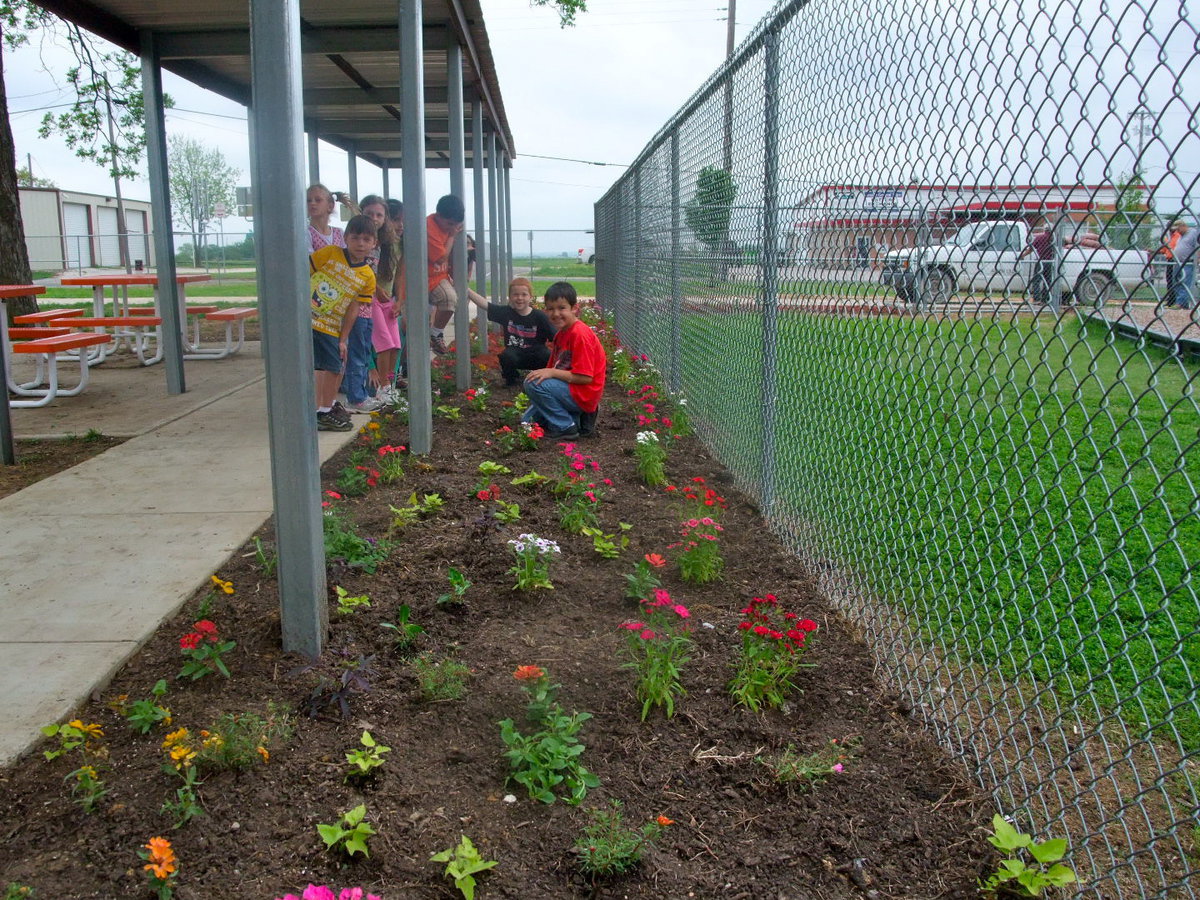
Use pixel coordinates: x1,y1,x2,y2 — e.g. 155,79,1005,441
1172,263,1195,309
522,377,582,433
341,316,373,404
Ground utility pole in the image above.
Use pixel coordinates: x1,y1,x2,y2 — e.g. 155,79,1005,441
1130,108,1154,175
722,0,736,173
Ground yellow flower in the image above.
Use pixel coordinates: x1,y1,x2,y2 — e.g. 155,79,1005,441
256,746,270,763
69,720,104,738
367,421,381,431
210,575,235,594
76,765,98,780
162,728,189,749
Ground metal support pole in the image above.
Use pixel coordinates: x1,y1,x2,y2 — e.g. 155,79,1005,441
347,143,358,200
307,129,319,184
496,151,508,294
472,99,488,354
399,0,432,454
670,129,682,394
760,29,781,516
381,166,390,199
488,133,501,308
140,32,186,396
447,43,469,390
504,161,514,285
249,0,327,657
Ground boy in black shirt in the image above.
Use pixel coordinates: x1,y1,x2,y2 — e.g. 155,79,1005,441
467,277,556,386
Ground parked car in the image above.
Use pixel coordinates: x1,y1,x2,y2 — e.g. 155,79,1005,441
880,219,1148,306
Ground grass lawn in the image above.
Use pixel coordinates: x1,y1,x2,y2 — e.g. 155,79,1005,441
653,307,1200,750
529,261,596,278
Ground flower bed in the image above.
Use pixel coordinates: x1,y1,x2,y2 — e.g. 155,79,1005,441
0,321,993,898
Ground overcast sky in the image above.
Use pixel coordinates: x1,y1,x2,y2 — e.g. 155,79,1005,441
4,0,780,256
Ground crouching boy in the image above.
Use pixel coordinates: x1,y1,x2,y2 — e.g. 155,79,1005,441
521,281,606,439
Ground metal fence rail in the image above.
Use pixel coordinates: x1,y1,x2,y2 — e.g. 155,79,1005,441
595,0,1199,895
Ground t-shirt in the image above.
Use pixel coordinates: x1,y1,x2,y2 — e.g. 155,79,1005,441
487,305,555,351
309,245,375,338
427,214,458,290
1030,230,1055,260
308,223,345,254
1175,228,1198,265
549,319,606,413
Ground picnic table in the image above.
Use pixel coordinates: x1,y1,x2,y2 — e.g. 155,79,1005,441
2,285,46,462
60,272,212,318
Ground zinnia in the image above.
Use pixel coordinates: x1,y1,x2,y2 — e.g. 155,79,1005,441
513,665,545,681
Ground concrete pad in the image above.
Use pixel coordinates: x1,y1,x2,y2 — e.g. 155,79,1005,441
0,641,141,766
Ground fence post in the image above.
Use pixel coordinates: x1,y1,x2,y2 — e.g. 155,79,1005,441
760,29,780,516
634,169,643,353
670,130,682,394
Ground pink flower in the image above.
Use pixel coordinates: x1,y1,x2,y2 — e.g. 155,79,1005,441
640,629,657,640
619,621,646,631
652,588,672,606
832,763,844,774
603,478,613,486
324,490,342,499
302,887,336,900
685,518,700,529
571,461,585,471
589,461,600,470
673,604,690,618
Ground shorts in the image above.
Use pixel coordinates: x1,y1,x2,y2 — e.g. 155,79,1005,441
312,329,343,374
429,278,457,312
371,298,403,351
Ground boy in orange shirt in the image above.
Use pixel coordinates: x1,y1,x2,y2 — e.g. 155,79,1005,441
427,194,465,354
522,281,606,439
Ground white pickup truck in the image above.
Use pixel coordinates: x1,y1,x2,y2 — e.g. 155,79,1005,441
880,219,1149,307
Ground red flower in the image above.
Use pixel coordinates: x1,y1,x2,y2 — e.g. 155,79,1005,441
738,621,753,630
644,553,667,568
194,620,217,636
513,665,545,681
797,619,818,632
179,632,202,650
476,489,491,501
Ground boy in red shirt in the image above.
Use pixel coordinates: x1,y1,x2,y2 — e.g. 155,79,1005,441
522,281,606,439
427,194,465,354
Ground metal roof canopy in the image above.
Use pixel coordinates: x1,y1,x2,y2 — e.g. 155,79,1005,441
31,0,516,169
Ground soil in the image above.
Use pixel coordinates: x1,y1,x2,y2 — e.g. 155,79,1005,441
0,348,995,899
0,433,126,500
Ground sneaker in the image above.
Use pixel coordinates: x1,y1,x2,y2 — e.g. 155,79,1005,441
317,410,353,431
578,410,599,436
544,424,580,440
347,397,383,413
430,334,450,355
330,401,352,423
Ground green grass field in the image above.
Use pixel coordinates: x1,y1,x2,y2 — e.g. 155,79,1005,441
655,308,1200,749
529,261,596,278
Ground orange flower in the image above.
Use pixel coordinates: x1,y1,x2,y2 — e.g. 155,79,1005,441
656,815,675,826
143,836,176,880
257,746,270,763
644,553,667,568
513,665,545,681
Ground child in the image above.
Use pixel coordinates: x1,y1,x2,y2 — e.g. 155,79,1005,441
522,281,606,439
341,195,389,413
427,194,466,354
370,198,406,405
310,214,376,431
466,277,555,386
306,184,344,253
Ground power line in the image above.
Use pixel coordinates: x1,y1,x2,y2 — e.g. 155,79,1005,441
520,152,628,167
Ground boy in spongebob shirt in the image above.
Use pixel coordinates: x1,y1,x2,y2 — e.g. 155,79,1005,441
521,281,606,439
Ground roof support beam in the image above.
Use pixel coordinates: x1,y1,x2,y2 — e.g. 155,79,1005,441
304,86,448,106
155,25,449,58
445,0,512,160
448,43,470,391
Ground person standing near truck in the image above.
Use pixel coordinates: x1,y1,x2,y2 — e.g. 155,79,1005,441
1019,220,1056,305
1169,221,1197,310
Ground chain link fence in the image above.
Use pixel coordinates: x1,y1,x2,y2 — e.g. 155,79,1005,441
595,0,1199,895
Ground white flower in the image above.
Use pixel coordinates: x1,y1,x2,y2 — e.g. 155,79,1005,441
635,430,659,444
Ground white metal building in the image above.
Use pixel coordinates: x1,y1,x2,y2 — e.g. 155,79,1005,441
18,186,154,272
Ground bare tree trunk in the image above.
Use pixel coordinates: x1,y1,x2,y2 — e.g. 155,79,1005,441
0,35,37,323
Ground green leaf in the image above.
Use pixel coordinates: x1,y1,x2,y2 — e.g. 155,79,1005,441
344,834,370,857
361,731,376,748
1028,838,1067,864
455,873,477,900
1043,864,1077,886
343,803,366,826
316,824,343,848
990,814,1031,851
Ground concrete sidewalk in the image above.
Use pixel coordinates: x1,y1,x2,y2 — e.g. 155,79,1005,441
0,344,359,764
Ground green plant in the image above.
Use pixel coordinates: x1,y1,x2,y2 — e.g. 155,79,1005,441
160,765,205,829
317,803,376,858
464,386,489,411
345,730,391,781
435,404,462,421
192,706,291,771
507,533,561,591
65,763,109,813
82,427,104,443
981,814,1077,897
493,499,522,523
334,459,378,496
437,566,472,606
3,884,34,899
252,537,278,578
511,470,548,488
376,444,406,484
380,604,424,650
323,506,391,573
333,585,371,615
40,719,104,761
124,679,172,734
730,595,818,712
295,653,377,719
758,738,856,787
475,460,512,492
633,430,668,485
674,516,725,584
140,836,178,899
430,835,497,900
581,522,632,559
610,348,635,385
574,800,672,878
177,620,236,681
512,664,560,724
619,589,692,720
412,653,471,702
624,553,666,601
558,496,600,534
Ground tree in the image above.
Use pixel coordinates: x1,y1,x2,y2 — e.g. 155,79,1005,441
1104,169,1159,250
0,2,47,320
16,164,55,187
532,0,588,27
684,166,737,282
167,136,238,268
